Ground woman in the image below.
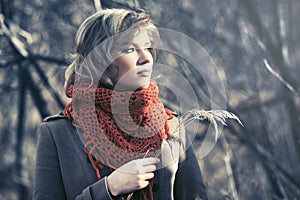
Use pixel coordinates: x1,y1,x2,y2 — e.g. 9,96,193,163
33,8,207,200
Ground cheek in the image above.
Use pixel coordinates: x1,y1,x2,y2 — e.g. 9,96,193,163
117,67,137,83
115,57,135,74
109,59,133,84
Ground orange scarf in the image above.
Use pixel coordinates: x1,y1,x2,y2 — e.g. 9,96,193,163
64,80,173,199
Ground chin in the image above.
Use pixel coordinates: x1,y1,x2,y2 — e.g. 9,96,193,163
139,83,150,90
138,79,151,89
116,78,151,91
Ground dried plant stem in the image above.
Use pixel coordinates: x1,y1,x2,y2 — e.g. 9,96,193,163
224,154,239,200
94,0,102,11
220,136,239,200
181,109,243,141
127,109,243,200
181,109,242,198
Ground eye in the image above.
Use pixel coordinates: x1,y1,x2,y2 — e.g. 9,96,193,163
146,47,153,52
122,47,135,53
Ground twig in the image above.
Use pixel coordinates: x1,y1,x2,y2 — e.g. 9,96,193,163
24,66,51,118
0,58,23,68
32,54,67,66
0,14,29,58
263,59,299,98
29,58,65,109
228,124,300,192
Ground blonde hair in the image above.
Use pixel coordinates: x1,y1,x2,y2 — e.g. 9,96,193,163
64,8,159,95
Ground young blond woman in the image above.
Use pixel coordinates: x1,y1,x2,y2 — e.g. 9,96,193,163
33,8,207,200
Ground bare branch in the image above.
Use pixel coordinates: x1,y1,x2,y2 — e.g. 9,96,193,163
23,66,51,118
263,59,299,98
0,14,29,58
16,64,29,199
31,54,67,66
29,58,65,110
228,124,300,191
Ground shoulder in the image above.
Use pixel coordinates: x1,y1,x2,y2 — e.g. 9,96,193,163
41,112,72,129
38,112,78,150
39,112,74,139
43,112,67,122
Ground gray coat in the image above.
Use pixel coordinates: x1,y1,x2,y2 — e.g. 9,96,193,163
33,113,207,200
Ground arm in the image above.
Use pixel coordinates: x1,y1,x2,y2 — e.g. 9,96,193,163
75,177,113,200
33,122,113,200
33,122,67,200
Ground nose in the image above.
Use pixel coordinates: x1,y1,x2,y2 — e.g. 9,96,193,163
137,49,152,65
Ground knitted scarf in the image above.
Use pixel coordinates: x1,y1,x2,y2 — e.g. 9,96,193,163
64,80,173,200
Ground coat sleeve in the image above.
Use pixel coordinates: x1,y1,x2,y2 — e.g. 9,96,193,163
75,177,113,200
33,122,113,200
173,126,208,200
33,122,67,199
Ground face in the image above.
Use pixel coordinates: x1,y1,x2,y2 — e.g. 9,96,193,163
109,29,154,91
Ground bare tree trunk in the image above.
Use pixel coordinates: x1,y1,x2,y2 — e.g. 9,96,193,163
16,64,28,200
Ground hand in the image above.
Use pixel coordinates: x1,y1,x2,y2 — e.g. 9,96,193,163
107,157,159,196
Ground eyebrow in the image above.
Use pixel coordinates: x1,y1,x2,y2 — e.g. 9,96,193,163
114,41,152,51
131,41,152,47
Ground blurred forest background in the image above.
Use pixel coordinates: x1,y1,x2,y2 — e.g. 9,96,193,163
0,0,300,199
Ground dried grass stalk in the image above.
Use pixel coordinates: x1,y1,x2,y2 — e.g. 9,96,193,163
181,109,243,141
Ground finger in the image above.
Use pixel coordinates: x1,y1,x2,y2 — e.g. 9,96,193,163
141,172,155,180
136,180,150,190
139,164,156,173
138,157,160,166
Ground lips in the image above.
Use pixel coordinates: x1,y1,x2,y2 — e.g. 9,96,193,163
137,69,151,77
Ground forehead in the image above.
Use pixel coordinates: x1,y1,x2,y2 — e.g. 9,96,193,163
131,29,151,45
115,28,151,46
